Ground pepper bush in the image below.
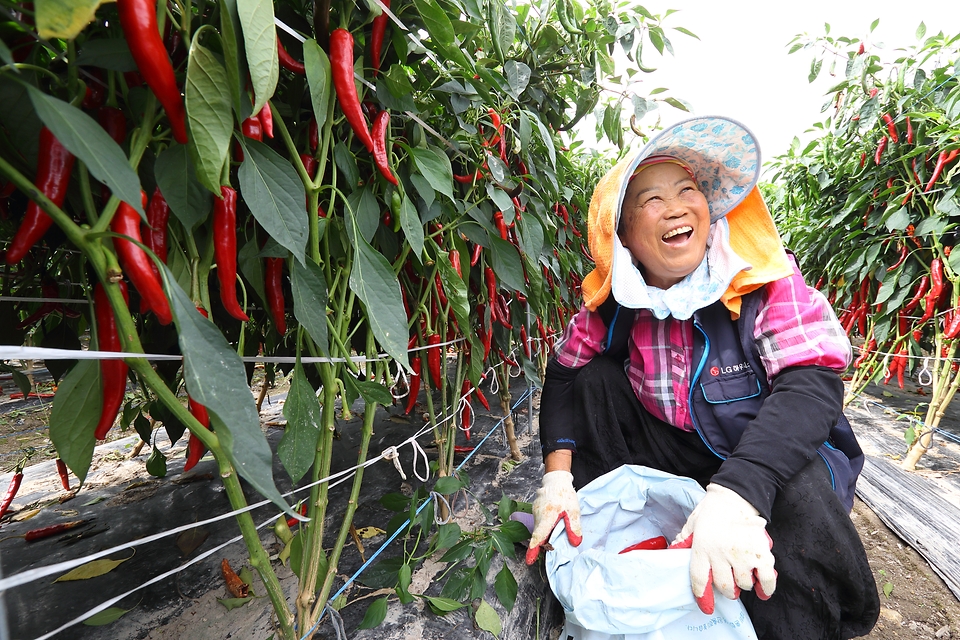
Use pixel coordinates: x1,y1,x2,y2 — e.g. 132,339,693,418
0,0,693,635
767,22,960,472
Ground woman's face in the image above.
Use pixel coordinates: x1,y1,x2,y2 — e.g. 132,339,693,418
618,162,711,290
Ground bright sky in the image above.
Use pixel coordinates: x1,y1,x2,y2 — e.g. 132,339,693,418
613,0,960,172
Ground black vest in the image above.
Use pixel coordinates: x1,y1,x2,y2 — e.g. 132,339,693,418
599,293,864,512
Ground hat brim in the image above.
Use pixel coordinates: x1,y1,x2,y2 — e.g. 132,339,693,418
616,116,761,226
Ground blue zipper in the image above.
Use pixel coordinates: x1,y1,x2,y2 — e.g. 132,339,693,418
690,321,724,460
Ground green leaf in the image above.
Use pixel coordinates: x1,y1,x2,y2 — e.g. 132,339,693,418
304,39,332,128
218,596,255,610
534,117,556,168
494,564,518,611
422,595,465,614
916,22,926,40
434,522,462,550
279,359,322,483
949,244,960,276
146,447,167,478
291,259,329,354
238,140,308,264
882,581,894,598
76,38,137,71
489,237,527,293
490,530,516,558
357,597,389,629
25,85,144,215
185,39,233,194
55,556,131,582
498,519,531,543
400,193,425,259
82,605,134,626
440,539,474,563
0,38,12,67
380,492,411,512
437,248,470,329
155,144,212,231
883,207,911,232
219,0,247,117
163,268,291,515
488,0,516,63
663,97,691,112
353,379,392,405
410,146,454,200
35,0,106,40
49,359,99,484
237,0,278,114
348,235,410,370
412,0,473,71
475,599,502,638
809,57,823,83
434,475,464,495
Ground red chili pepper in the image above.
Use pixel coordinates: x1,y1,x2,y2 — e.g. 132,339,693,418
235,116,262,162
308,118,319,154
265,257,286,335
94,281,130,440
426,333,443,387
112,193,173,324
116,0,187,143
98,106,127,148
213,186,248,322
370,0,390,77
454,170,484,184
497,347,520,368
887,244,908,272
330,29,375,153
16,280,68,329
875,136,887,165
484,267,498,322
618,535,668,554
881,113,898,143
277,36,306,74
258,103,274,139
286,502,309,529
485,108,503,148
404,357,421,415
183,396,211,472
143,186,170,265
300,153,318,179
859,152,866,168
903,276,929,314
925,151,950,192
55,458,70,491
5,127,76,264
520,324,531,358
918,259,943,324
470,244,482,267
895,349,908,389
372,111,398,185
853,339,876,369
493,211,508,240
450,249,462,279
474,385,490,411
902,190,913,206
0,463,24,520
906,117,913,144
946,310,960,340
435,273,448,309
24,519,87,542
82,79,105,110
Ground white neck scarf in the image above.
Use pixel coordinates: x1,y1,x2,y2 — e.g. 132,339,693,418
609,218,751,320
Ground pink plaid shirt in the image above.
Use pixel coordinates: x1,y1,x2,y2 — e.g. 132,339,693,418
554,256,851,431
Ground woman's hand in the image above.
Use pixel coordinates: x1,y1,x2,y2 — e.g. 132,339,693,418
526,451,582,565
673,483,777,614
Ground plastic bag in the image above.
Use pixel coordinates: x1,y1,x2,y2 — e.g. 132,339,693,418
546,465,757,640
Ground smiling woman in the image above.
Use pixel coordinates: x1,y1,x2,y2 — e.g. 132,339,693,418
528,115,881,639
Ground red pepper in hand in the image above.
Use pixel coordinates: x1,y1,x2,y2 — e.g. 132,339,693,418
258,103,274,138
112,194,173,324
372,110,398,185
265,257,286,335
213,186,248,321
370,0,390,77
277,36,306,74
6,127,76,264
56,458,70,491
404,357,421,415
94,281,130,440
330,29,375,153
426,333,443,387
116,0,188,143
618,535,668,554
0,462,24,520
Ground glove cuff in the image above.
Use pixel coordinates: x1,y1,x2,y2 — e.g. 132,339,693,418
705,483,760,517
541,470,575,490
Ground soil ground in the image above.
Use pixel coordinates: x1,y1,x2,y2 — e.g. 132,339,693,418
1,362,959,639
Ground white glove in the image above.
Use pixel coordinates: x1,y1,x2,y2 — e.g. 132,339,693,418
525,470,582,565
673,483,777,614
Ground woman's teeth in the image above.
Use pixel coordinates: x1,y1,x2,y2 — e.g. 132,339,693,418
662,226,693,240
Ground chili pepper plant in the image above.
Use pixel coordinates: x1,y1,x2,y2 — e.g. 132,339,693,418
0,0,692,635
767,23,960,472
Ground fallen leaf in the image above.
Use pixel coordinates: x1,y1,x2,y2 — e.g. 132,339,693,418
176,527,209,556
11,508,41,522
475,599,502,638
55,554,132,582
82,605,135,626
355,526,386,539
217,596,254,611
